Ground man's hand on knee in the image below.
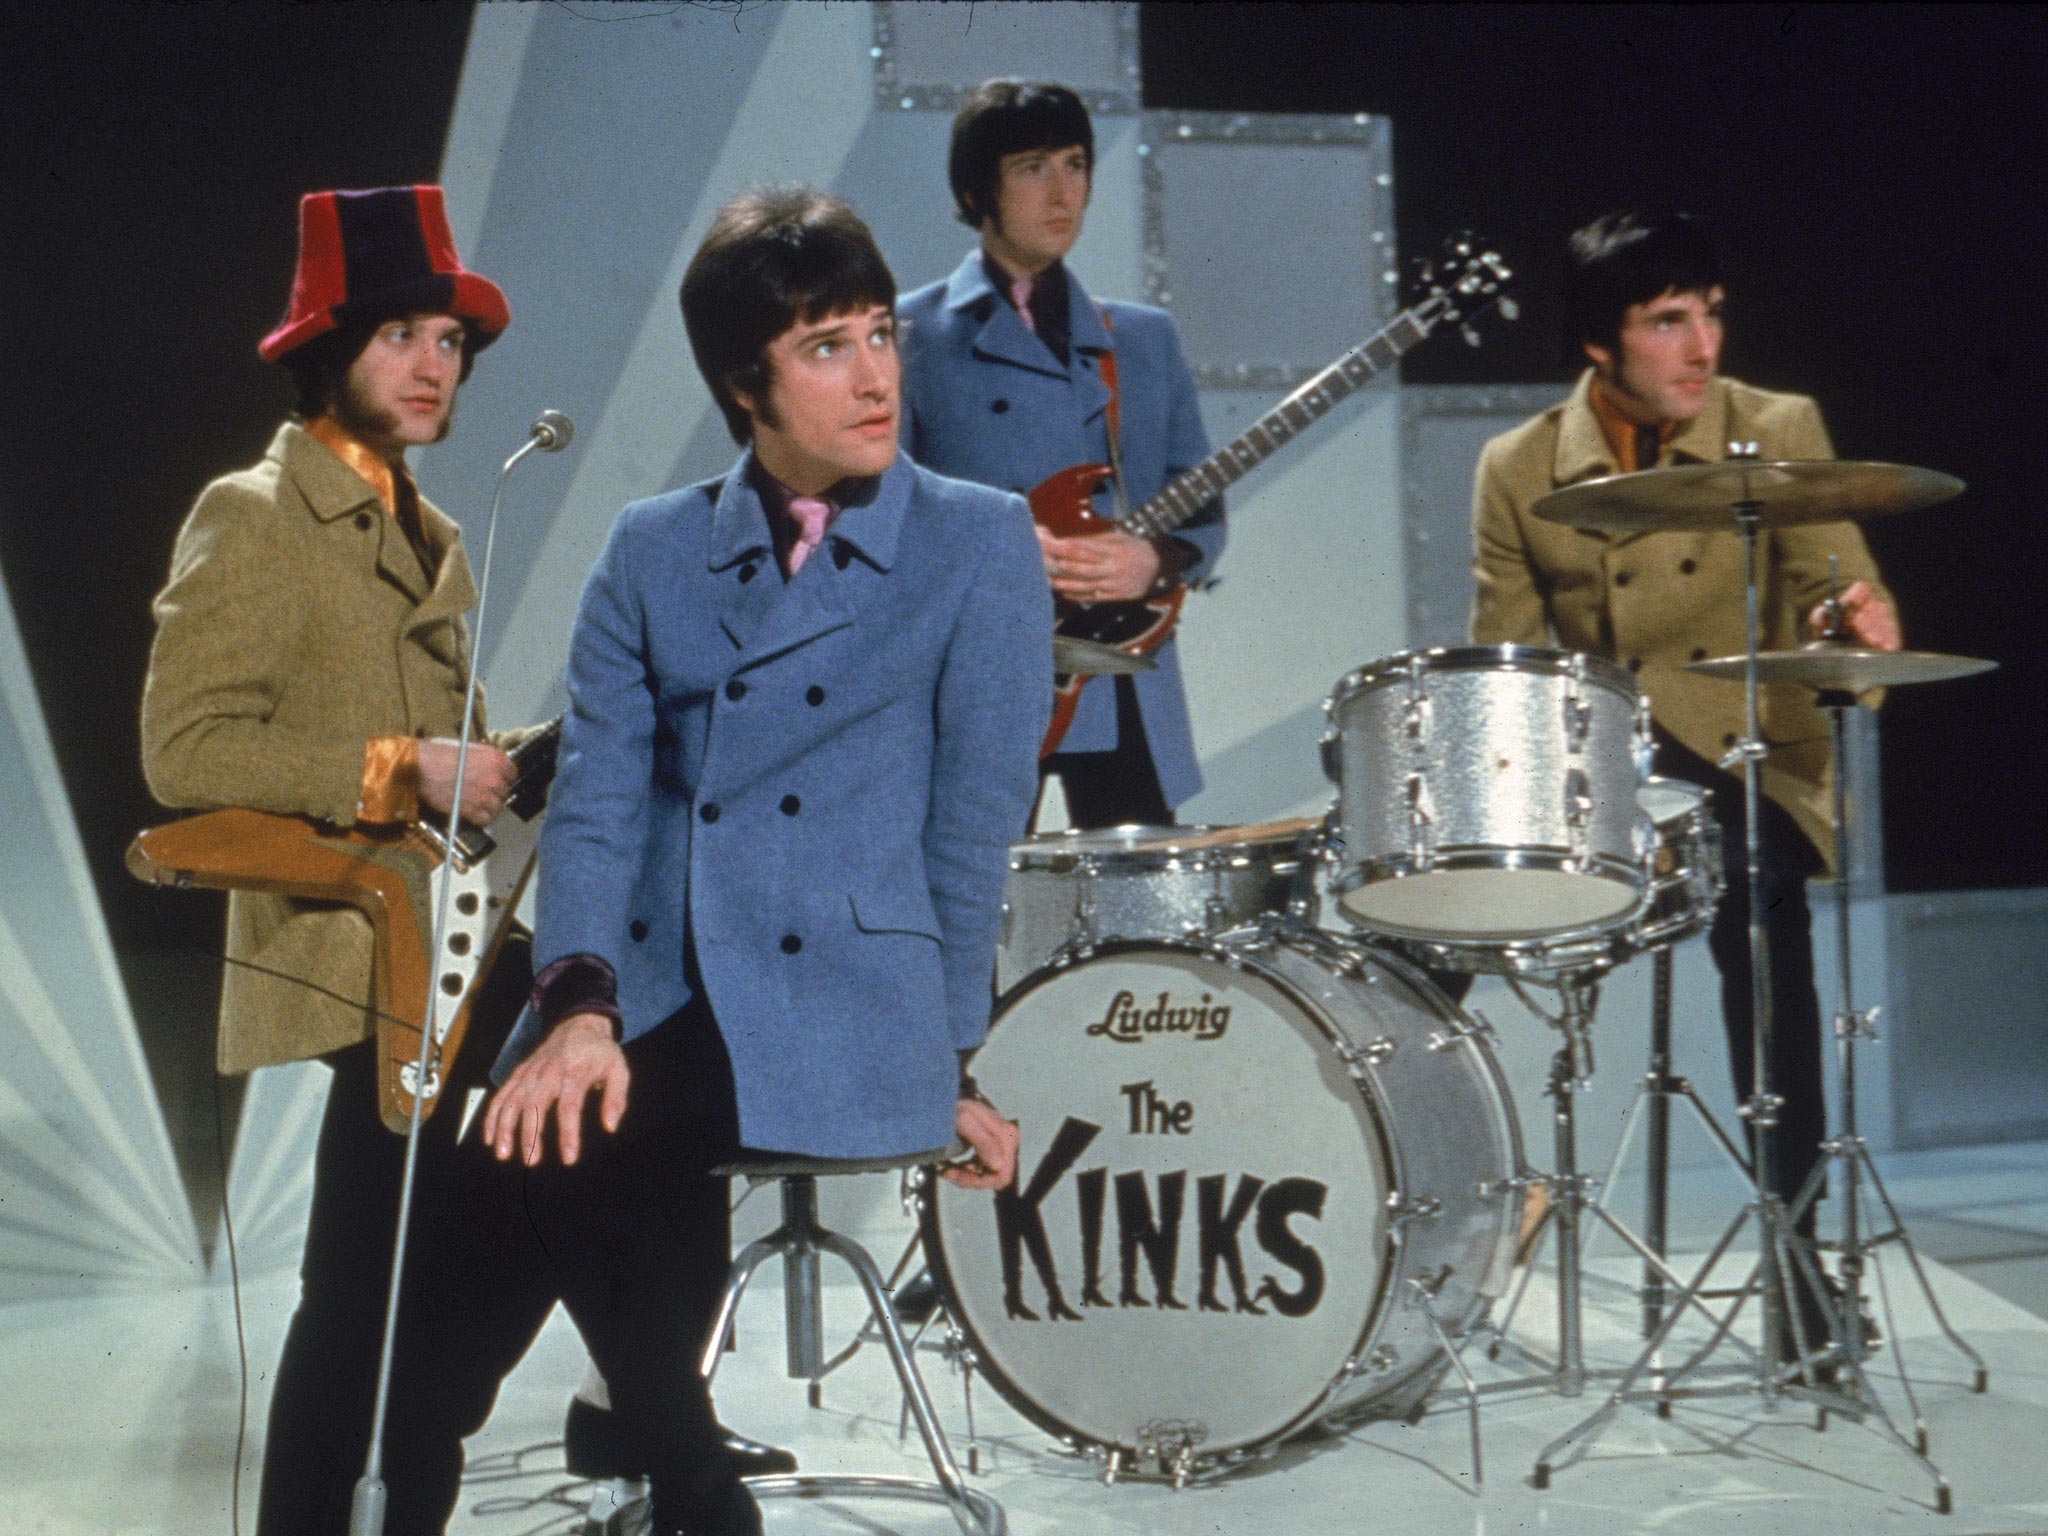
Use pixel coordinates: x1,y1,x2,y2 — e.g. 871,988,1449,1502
483,1013,630,1166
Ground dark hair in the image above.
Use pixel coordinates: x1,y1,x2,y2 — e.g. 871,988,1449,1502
1562,210,1724,357
948,79,1094,230
680,186,897,445
279,311,485,418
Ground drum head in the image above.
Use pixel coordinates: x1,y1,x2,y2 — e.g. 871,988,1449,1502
926,944,1391,1462
1340,864,1640,939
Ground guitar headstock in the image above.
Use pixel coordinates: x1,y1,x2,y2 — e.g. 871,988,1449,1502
1411,233,1518,346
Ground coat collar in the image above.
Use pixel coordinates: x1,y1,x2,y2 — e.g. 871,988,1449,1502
1551,370,1737,545
710,449,912,666
943,248,1110,382
275,420,477,615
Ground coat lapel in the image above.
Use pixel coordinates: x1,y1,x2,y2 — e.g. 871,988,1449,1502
946,249,1071,382
708,466,779,655
733,455,912,672
1548,369,1736,550
405,496,479,635
1063,272,1115,428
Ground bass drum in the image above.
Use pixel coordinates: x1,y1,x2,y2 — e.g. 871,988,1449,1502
921,925,1524,1479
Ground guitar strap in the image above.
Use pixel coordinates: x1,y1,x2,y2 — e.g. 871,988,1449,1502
1092,305,1133,523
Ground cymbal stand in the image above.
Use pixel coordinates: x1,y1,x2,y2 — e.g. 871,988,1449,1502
1580,944,1761,1349
1478,967,1742,1401
1775,685,1985,1458
1532,475,1953,1511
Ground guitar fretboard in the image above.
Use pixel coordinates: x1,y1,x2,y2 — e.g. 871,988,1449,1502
1124,307,1439,539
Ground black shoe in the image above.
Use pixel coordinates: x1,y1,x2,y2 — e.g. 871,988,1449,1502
565,1396,797,1481
892,1272,941,1326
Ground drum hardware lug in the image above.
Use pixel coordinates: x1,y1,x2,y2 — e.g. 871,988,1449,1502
1387,1192,1443,1230
1833,1004,1881,1041
1563,690,1593,750
1401,691,1430,746
1466,1009,1502,1041
1563,768,1594,861
1633,696,1656,777
1097,1446,1125,1485
1318,727,1344,785
1405,772,1435,868
1349,1344,1400,1376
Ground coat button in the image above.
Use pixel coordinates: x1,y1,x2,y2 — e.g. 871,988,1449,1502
991,399,1010,414
699,802,720,823
780,933,802,954
1723,733,1738,749
355,512,374,531
780,794,800,816
1628,657,1643,673
725,679,746,702
738,562,758,584
1691,647,1707,661
1680,559,1697,575
806,685,826,706
832,541,852,570
630,920,648,942
1614,570,1633,587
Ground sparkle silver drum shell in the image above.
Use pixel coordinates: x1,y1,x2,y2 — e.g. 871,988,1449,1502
920,926,1523,1478
997,822,1314,993
1390,777,1722,979
1323,645,1648,940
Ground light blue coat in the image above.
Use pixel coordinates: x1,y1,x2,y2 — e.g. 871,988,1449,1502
898,251,1224,809
502,451,1052,1158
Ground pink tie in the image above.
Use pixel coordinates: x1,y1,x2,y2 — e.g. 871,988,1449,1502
1009,276,1036,333
786,495,832,575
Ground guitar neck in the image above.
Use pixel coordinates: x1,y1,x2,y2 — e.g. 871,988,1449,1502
1121,302,1442,540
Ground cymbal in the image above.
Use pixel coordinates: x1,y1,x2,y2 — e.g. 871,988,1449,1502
1532,459,1964,533
1685,643,1997,692
1053,636,1158,676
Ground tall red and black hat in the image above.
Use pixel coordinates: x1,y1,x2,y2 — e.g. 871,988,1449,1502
259,185,510,362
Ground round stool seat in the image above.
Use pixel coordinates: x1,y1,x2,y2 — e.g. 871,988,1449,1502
712,1143,961,1180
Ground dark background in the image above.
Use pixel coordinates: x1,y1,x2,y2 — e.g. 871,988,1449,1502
3,3,2041,1219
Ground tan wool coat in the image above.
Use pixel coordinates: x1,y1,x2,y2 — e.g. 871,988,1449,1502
142,422,488,1072
1469,371,1893,867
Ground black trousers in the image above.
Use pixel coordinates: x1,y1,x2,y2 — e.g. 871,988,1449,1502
1041,676,1172,830
1655,733,1829,1226
255,937,536,1536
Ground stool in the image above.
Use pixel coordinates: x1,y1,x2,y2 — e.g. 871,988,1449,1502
700,1147,1004,1536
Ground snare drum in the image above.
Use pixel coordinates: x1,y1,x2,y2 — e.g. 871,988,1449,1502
1322,646,1649,940
997,821,1315,992
922,925,1523,1479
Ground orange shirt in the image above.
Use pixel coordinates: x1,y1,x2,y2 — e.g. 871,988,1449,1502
306,415,425,825
1587,376,1676,473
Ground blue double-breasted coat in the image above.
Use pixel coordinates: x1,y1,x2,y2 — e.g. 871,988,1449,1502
502,450,1052,1157
897,250,1224,810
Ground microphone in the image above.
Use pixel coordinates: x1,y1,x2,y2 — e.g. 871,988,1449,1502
530,409,574,452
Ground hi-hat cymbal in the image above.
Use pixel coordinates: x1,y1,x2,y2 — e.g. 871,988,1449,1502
1533,460,1964,533
1685,643,1997,692
1053,636,1158,676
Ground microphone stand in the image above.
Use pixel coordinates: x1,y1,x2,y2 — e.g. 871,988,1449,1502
351,412,572,1536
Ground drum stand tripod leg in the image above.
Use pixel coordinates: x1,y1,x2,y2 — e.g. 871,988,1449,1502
1408,1278,1485,1488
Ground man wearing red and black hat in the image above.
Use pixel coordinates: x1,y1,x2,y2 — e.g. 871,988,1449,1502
141,185,535,1534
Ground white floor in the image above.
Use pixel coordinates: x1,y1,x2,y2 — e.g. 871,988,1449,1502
5,1143,2048,1536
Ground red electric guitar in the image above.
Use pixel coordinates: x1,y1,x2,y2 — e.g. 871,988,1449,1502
1033,235,1515,756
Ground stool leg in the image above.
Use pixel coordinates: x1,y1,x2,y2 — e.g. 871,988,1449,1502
815,1228,990,1534
700,1235,781,1385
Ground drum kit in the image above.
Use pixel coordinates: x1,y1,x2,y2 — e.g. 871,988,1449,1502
896,457,1995,1503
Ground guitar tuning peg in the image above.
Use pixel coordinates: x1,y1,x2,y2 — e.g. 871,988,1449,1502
1498,296,1521,321
1461,323,1482,347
